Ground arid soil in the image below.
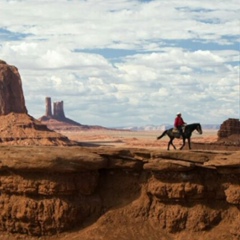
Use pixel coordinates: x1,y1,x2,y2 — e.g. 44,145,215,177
60,129,219,149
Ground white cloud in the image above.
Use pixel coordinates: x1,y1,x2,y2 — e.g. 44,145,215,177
0,0,239,127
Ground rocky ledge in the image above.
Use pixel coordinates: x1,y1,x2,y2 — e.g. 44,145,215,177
0,146,239,240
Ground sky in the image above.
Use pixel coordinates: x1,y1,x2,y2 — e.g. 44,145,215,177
0,0,239,128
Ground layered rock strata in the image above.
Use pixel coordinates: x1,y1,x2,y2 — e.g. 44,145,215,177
0,146,239,240
0,113,78,146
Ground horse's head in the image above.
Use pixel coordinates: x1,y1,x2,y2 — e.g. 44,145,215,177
196,123,203,134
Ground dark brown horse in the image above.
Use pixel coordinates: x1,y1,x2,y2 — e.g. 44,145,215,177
157,123,203,150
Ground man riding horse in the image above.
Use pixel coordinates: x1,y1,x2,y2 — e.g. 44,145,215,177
174,112,186,138
157,112,203,150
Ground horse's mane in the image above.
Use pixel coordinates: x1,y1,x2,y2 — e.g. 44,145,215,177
186,123,200,126
185,123,201,128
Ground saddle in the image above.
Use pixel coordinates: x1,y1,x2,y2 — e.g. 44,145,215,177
173,126,186,133
172,128,179,133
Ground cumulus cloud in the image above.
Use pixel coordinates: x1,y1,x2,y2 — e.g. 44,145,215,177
0,0,239,127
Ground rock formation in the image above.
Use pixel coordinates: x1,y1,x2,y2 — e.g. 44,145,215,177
45,97,66,120
189,118,239,150
0,146,239,240
0,113,78,146
39,97,85,130
218,118,240,138
217,118,240,145
0,60,78,146
39,97,109,131
0,60,27,115
53,100,65,119
45,97,52,117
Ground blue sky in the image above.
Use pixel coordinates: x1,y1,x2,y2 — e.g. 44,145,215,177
0,0,239,127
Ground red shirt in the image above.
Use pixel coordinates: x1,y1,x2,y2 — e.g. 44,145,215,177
174,116,185,128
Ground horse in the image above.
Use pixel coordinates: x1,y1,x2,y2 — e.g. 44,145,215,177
156,123,203,150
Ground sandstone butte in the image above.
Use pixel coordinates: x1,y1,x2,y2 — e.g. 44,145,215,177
0,60,240,240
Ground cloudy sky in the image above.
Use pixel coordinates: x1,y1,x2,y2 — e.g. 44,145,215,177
0,0,239,127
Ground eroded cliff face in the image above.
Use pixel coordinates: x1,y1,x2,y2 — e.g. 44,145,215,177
0,146,239,240
0,171,100,235
0,60,27,115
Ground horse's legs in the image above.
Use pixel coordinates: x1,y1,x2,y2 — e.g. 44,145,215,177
179,138,186,150
168,138,176,150
188,138,191,149
168,139,172,150
171,140,176,150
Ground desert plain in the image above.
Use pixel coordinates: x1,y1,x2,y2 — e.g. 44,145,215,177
60,128,219,149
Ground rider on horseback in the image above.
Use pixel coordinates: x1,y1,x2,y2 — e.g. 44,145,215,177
174,112,186,138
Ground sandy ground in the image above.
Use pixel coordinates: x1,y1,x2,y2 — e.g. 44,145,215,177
60,129,218,150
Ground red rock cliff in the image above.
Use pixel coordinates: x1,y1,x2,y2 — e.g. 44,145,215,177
0,60,27,115
217,118,240,147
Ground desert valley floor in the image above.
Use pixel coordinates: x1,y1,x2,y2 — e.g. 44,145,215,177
59,129,219,149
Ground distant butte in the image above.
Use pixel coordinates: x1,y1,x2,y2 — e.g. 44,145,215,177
39,97,84,129
217,118,240,144
39,97,111,131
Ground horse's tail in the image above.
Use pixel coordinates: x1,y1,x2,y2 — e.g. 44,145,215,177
157,130,167,140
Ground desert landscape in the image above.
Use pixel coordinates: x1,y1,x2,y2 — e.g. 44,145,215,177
0,60,240,240
59,128,219,149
